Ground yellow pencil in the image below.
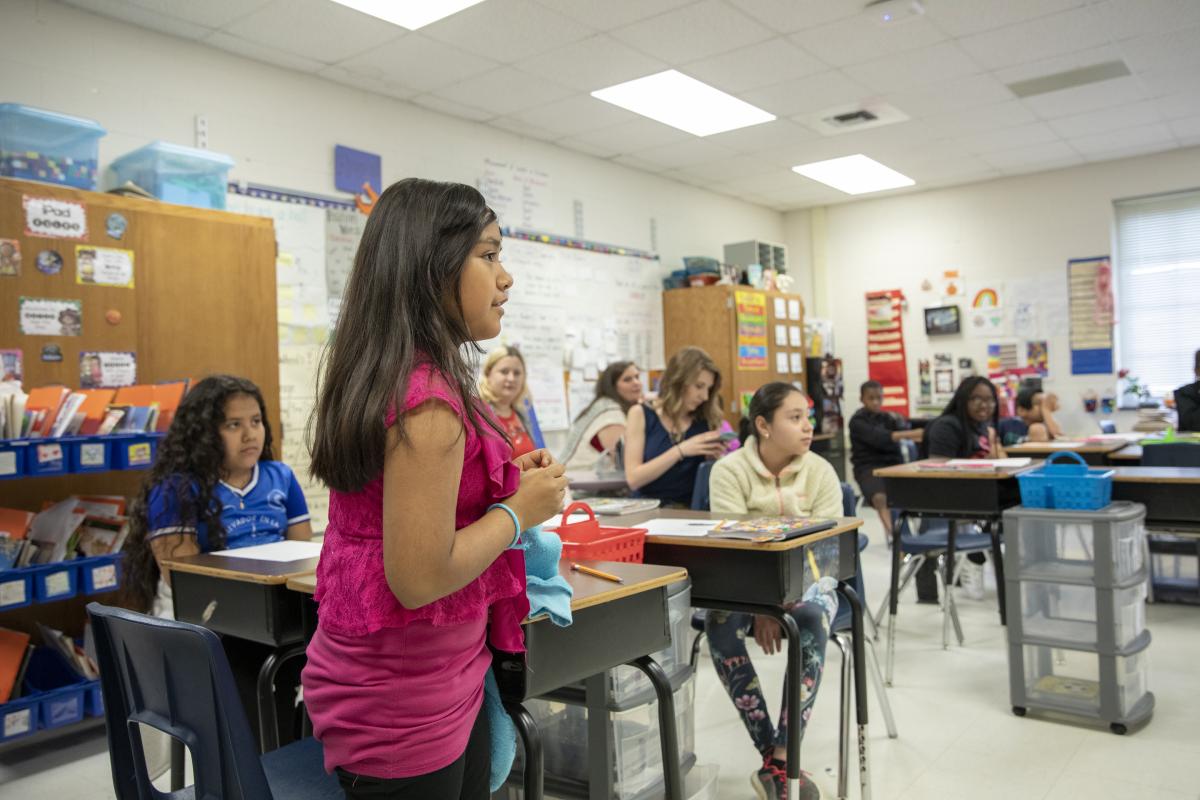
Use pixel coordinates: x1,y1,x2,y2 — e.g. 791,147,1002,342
571,563,624,583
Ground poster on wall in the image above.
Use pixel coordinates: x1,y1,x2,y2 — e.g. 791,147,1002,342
864,289,909,411
1068,256,1114,374
79,351,136,388
987,342,1020,378
75,245,135,287
1,349,22,381
736,289,768,371
1026,340,1049,376
18,297,82,336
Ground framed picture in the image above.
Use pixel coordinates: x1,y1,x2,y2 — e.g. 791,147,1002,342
925,305,961,335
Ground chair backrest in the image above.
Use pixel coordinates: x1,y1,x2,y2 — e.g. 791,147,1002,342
1140,442,1200,467
87,602,273,800
1099,420,1117,434
521,397,546,449
690,460,714,510
839,482,857,516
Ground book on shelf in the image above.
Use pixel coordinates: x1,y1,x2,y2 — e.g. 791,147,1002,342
36,623,99,680
76,389,116,435
24,386,70,438
708,516,838,542
0,626,32,703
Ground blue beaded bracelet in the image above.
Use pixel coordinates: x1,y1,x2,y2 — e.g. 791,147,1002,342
488,503,523,549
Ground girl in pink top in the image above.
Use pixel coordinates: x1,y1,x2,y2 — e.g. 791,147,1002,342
303,179,568,799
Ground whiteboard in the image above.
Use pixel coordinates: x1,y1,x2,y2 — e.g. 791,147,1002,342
478,236,664,432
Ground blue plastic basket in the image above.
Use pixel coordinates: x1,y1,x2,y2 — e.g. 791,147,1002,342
22,647,87,729
30,561,78,602
0,696,39,743
1017,451,1113,510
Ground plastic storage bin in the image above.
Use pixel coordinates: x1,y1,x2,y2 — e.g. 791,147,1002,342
108,140,234,209
555,503,646,564
68,436,112,473
25,440,68,476
0,696,39,743
0,569,34,610
1019,580,1146,649
1010,502,1146,585
0,440,27,478
0,104,105,189
78,554,122,594
30,561,78,603
1017,636,1150,721
23,647,87,729
85,680,104,717
1017,452,1113,510
111,433,159,469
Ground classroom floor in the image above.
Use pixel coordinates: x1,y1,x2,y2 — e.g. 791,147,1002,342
3,513,1198,800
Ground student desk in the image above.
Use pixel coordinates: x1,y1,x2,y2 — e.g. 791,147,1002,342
1112,467,1200,534
629,511,873,800
1109,445,1143,464
566,469,629,494
289,560,688,800
1006,440,1126,465
160,551,317,752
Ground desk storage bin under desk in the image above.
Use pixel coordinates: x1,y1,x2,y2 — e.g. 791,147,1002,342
1009,502,1145,586
171,571,304,647
0,103,105,190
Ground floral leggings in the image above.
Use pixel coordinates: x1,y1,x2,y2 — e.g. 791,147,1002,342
704,584,837,758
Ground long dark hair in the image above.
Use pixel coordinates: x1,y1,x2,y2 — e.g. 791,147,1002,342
120,375,274,612
575,360,637,421
308,178,503,493
940,376,1000,450
738,381,805,444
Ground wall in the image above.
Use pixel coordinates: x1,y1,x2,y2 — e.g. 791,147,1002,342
0,0,783,273
786,145,1200,433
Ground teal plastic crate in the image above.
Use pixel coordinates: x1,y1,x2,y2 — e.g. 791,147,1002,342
108,140,233,209
0,103,105,189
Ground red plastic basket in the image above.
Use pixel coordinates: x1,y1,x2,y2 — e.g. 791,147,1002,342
554,502,647,564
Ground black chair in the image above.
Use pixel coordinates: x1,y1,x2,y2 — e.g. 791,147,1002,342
1140,442,1200,467
87,602,342,800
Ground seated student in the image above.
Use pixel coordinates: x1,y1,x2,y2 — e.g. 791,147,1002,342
997,388,1063,446
624,346,726,506
120,374,313,743
479,344,536,458
1175,349,1200,432
849,380,922,541
558,360,642,472
706,382,841,800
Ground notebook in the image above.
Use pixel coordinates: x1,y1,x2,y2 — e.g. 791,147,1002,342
708,517,838,542
0,627,32,703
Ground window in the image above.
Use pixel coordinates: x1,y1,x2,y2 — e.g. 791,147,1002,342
1114,189,1200,397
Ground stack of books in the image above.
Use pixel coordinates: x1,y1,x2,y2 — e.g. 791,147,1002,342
0,380,188,439
0,496,128,570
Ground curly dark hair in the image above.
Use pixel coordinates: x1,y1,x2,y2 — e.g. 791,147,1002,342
119,375,274,612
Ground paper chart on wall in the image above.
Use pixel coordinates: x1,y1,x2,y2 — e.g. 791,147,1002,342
478,159,553,232
325,208,366,327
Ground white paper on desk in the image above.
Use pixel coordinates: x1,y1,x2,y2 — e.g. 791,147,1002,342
945,458,1032,469
639,518,721,537
1030,441,1085,449
210,540,323,562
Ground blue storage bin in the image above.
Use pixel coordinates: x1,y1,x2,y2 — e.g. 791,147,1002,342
1017,451,1114,510
23,647,87,730
111,433,158,469
108,140,234,209
0,103,105,189
85,680,104,717
0,696,39,743
0,439,27,479
79,553,122,594
68,436,112,473
31,561,78,602
25,439,68,476
0,569,33,609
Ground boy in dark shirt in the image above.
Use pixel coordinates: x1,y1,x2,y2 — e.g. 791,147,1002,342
997,388,1063,446
849,380,922,542
1175,350,1200,432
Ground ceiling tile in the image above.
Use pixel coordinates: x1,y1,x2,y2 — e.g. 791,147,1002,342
958,6,1111,71
670,154,783,183
537,0,696,31
886,74,1015,118
1115,24,1200,74
556,136,623,159
1021,75,1149,119
205,31,324,73
726,0,862,33
409,93,495,122
509,95,635,137
66,0,272,29
1152,89,1200,121
989,44,1121,86
630,138,739,169
1068,121,1176,155
610,0,773,63
977,140,1082,169
995,155,1084,176
949,121,1062,155
717,170,811,195
790,14,946,68
742,70,873,118
1168,116,1200,139
490,116,560,141
60,0,213,39
221,0,404,63
430,67,574,116
1080,139,1179,162
1093,0,1200,41
705,120,817,154
921,101,1039,140
681,37,825,94
334,34,499,93
420,0,594,63
923,0,1089,37
561,118,692,155
1138,69,1200,100
611,154,672,174
514,35,665,93
1048,100,1164,139
843,43,984,94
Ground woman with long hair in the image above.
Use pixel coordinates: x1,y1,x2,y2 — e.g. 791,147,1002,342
478,344,536,458
557,360,642,472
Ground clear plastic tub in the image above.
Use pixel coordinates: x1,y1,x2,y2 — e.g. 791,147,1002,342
1021,642,1149,717
1009,502,1145,584
1019,580,1146,649
108,140,234,209
0,103,105,189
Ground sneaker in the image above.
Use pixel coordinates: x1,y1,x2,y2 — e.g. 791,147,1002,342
751,758,823,800
957,559,985,600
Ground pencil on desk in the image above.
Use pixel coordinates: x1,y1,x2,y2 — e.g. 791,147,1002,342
571,563,624,583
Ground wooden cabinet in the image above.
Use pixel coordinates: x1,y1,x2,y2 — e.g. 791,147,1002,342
662,285,806,425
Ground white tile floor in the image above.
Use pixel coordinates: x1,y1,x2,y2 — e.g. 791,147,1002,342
3,513,1199,799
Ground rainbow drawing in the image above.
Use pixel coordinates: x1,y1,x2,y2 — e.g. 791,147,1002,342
972,288,999,308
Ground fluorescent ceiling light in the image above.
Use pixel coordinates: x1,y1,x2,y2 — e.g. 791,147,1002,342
328,0,486,30
591,70,775,137
792,154,914,195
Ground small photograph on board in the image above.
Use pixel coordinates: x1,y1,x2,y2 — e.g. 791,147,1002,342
924,305,961,335
76,245,135,287
80,351,137,389
1,349,21,381
934,368,954,394
36,249,63,275
0,239,20,276
19,297,83,336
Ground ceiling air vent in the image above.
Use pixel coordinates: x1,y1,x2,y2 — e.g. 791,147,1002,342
803,102,910,136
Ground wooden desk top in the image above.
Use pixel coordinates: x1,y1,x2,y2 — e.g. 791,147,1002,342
287,560,687,624
614,509,862,551
1111,466,1200,484
162,552,319,585
1109,445,1143,461
873,460,1037,480
1007,440,1126,455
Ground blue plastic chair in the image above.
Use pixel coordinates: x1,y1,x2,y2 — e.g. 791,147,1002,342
87,602,342,800
690,460,715,511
